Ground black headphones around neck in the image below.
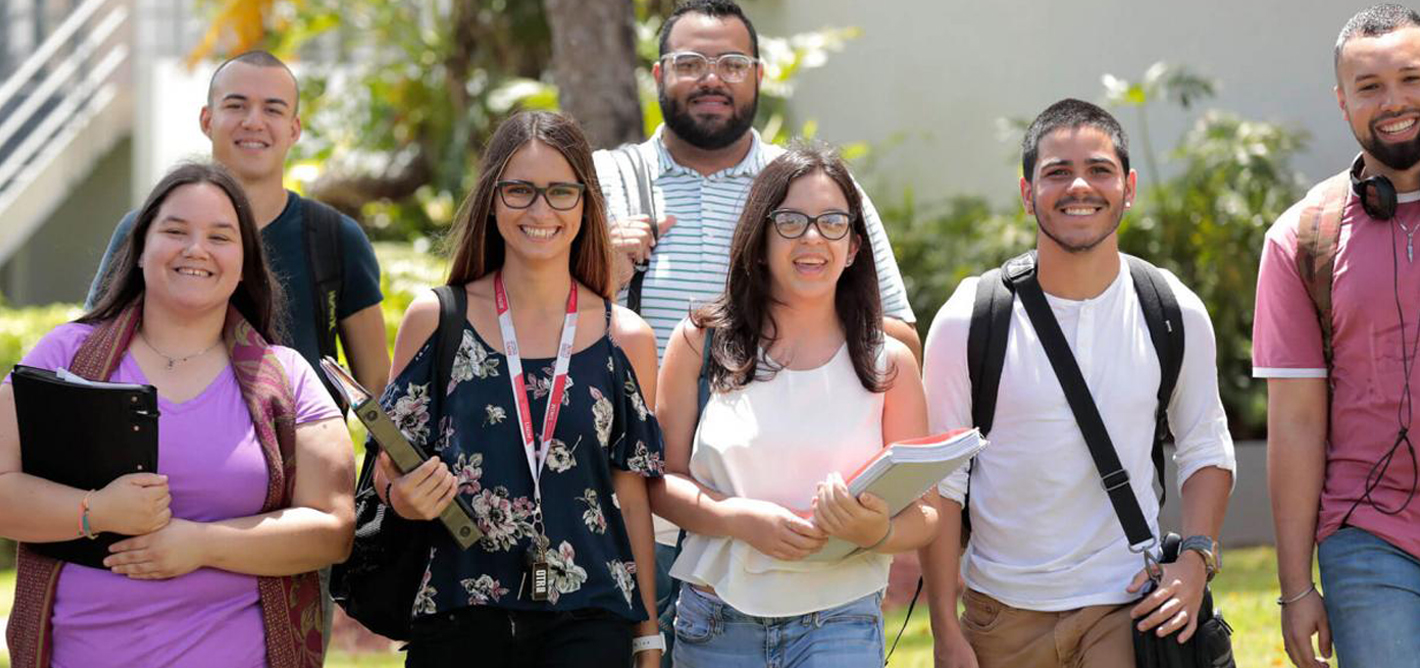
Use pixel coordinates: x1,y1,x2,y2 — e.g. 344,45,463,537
1351,153,1400,220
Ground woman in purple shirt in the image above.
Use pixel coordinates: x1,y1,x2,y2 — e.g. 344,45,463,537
0,162,355,668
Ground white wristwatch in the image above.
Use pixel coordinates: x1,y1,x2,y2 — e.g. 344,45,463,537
632,633,666,654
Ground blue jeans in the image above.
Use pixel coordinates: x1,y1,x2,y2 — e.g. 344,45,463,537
671,585,884,668
1317,526,1420,668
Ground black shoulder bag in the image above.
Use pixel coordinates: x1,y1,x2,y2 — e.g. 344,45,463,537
331,284,466,640
1010,255,1234,668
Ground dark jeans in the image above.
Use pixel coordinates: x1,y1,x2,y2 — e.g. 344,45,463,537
406,606,633,668
654,542,679,668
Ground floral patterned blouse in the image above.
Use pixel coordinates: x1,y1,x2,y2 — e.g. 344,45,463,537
380,299,665,622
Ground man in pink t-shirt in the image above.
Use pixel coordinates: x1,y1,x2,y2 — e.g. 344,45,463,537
1253,5,1420,668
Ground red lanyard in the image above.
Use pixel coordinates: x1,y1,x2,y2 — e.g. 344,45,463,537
494,271,578,506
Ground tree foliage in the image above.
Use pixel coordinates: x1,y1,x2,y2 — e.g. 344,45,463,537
189,0,861,243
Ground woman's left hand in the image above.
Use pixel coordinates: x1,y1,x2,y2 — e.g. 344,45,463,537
812,472,891,549
634,649,662,668
104,518,206,580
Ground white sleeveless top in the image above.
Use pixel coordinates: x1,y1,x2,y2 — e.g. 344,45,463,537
670,343,892,617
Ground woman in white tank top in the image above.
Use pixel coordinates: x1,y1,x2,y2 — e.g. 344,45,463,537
649,141,940,667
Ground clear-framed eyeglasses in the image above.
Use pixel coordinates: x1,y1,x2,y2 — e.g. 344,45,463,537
768,209,854,240
495,180,586,211
661,51,759,83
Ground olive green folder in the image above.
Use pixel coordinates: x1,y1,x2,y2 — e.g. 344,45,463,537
320,358,482,550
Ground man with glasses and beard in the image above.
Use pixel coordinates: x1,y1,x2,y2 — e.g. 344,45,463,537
591,1,918,662
593,0,916,360
1254,5,1420,667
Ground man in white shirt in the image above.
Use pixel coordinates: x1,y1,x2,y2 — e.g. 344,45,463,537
917,99,1235,668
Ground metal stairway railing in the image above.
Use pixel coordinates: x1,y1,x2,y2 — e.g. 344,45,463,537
0,0,133,266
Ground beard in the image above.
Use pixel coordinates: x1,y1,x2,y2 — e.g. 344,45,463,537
1033,194,1124,254
1359,113,1420,171
659,85,758,150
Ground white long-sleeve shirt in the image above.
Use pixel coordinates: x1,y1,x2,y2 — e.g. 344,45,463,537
923,256,1235,611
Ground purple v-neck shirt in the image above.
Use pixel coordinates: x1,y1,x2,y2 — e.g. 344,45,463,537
8,323,340,667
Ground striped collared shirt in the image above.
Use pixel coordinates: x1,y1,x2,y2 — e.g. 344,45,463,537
593,126,915,356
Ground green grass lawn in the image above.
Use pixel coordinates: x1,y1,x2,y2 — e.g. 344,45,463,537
1,547,1331,667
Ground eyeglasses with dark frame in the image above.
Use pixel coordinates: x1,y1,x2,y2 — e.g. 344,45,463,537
660,51,759,83
494,180,587,211
767,209,854,240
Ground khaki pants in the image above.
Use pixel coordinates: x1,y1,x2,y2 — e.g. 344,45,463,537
961,589,1134,668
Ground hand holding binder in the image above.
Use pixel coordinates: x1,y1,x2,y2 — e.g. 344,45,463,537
11,364,164,568
320,357,483,550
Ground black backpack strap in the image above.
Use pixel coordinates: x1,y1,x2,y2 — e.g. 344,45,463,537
697,327,715,418
968,267,1016,435
1124,255,1185,508
303,199,345,362
614,144,658,314
432,285,467,412
1011,257,1155,548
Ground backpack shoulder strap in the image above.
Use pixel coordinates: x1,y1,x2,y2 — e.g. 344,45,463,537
432,285,468,407
1124,254,1184,507
968,253,1032,434
614,144,658,314
1295,171,1352,369
303,198,346,362
697,327,715,421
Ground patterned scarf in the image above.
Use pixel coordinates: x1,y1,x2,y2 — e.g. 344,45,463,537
6,301,325,667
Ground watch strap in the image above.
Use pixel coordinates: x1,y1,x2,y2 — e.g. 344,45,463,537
1179,534,1220,579
632,633,665,654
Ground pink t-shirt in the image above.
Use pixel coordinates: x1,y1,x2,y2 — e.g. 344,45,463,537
6,322,340,667
1254,190,1420,560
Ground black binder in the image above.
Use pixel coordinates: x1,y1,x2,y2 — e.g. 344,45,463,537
11,364,160,568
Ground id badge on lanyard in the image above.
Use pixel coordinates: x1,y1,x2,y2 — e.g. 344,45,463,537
495,271,578,601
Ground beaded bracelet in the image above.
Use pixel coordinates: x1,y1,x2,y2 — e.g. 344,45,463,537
1276,582,1317,606
79,490,97,540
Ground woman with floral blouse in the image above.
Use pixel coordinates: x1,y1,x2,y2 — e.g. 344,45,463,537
374,110,665,667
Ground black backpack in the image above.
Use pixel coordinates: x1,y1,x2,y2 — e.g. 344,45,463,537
965,251,1184,527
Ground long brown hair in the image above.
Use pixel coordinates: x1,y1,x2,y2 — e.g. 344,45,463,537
691,140,890,392
445,111,613,297
82,161,285,343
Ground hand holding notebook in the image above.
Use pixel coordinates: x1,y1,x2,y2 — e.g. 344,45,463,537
805,428,986,561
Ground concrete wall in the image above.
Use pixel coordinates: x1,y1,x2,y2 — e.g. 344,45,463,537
0,137,132,305
757,0,1363,206
1159,442,1271,547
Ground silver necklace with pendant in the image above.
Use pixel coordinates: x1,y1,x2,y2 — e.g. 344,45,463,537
138,331,221,370
1400,216,1419,264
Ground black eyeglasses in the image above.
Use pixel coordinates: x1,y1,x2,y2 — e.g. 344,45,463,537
495,180,586,211
768,209,854,240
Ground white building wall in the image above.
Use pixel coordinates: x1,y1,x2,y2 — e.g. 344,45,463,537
757,0,1363,205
